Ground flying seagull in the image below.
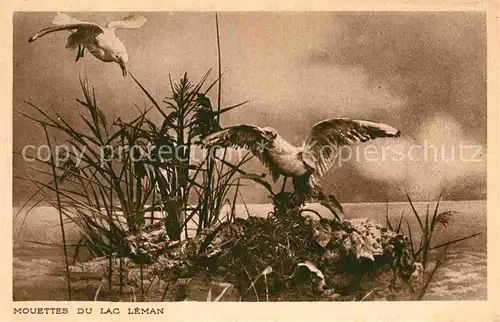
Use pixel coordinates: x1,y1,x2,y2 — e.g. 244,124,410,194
203,118,401,213
29,12,147,76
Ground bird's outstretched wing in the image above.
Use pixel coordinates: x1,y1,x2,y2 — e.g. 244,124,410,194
29,13,104,47
203,125,278,179
301,118,401,178
52,12,87,26
42,13,102,50
106,14,147,30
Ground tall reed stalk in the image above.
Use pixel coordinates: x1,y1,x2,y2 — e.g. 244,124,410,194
42,124,72,300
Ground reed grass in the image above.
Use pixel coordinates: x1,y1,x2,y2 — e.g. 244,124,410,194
404,191,481,269
15,13,262,300
386,191,482,299
18,71,253,295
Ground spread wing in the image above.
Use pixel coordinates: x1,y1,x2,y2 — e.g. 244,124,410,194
106,14,147,30
52,12,87,26
29,13,103,47
301,119,401,179
203,125,278,179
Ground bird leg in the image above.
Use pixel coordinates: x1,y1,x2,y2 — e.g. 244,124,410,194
75,45,81,62
75,45,85,62
280,177,288,193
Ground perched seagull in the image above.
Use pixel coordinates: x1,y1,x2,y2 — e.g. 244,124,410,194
28,12,147,76
203,119,401,212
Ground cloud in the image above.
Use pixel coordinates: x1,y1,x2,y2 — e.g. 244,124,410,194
355,114,486,200
220,18,406,145
308,12,487,141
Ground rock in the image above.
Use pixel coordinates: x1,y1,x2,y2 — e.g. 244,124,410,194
409,262,424,293
321,289,341,301
69,210,422,301
150,256,191,280
165,277,240,301
127,268,154,286
123,222,171,264
69,256,125,281
311,220,332,248
339,219,386,260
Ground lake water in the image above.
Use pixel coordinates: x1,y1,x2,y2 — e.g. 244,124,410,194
12,200,487,301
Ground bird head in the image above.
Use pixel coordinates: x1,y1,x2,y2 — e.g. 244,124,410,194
262,127,278,141
114,52,129,77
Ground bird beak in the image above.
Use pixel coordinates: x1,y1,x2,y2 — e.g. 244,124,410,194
118,60,128,77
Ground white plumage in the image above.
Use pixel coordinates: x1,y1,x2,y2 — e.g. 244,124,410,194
29,13,147,76
203,118,401,206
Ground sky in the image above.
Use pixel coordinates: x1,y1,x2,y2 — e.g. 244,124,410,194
12,11,487,204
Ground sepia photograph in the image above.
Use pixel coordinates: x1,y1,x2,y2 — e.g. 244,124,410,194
10,7,491,309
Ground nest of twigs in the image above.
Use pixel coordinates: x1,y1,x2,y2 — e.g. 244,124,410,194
143,192,419,301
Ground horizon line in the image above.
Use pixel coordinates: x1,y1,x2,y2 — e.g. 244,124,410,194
12,199,487,208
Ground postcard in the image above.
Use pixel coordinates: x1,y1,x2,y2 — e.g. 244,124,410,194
2,1,499,321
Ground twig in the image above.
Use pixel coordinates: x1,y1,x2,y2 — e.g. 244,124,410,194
264,274,269,302
240,264,259,301
417,244,450,300
360,288,378,302
94,283,103,301
160,282,170,302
